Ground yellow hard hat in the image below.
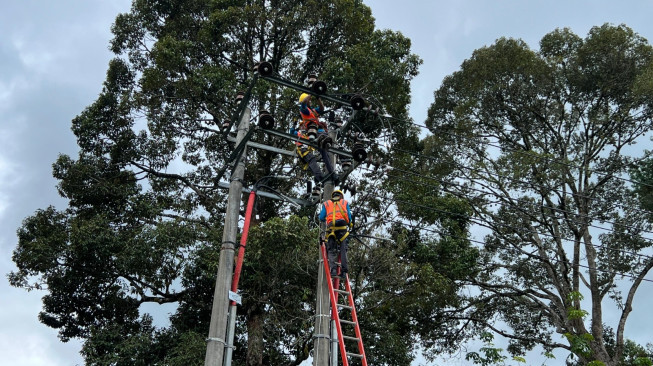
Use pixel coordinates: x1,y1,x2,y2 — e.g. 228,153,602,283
332,190,344,200
299,93,310,103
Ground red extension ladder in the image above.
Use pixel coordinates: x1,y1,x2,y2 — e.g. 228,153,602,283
320,242,368,366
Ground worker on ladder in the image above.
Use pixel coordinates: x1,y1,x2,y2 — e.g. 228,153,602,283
319,189,352,279
290,93,338,185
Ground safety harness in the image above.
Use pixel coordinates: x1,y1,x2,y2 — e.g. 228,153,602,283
294,130,315,169
326,199,350,244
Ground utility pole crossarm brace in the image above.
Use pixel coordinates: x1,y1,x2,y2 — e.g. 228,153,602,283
260,74,355,107
216,181,316,207
261,128,354,159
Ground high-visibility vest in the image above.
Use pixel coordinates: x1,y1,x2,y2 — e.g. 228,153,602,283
300,107,319,124
300,108,327,131
324,199,350,226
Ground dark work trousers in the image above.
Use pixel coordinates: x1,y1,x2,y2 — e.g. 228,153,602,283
316,132,335,175
298,146,324,183
327,219,349,276
298,146,334,184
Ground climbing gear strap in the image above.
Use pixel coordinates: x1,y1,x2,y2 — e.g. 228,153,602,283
326,228,349,244
328,200,349,225
324,199,350,243
296,145,314,158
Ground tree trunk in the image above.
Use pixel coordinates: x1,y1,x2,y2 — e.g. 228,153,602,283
247,307,264,366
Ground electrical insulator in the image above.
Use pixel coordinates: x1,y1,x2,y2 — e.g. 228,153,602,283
350,94,365,110
256,61,273,76
311,80,327,94
352,141,367,163
234,91,245,105
311,186,321,201
222,118,231,131
341,158,353,172
306,122,318,140
258,110,275,129
307,74,317,87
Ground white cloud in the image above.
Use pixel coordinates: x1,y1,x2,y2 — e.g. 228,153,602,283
0,130,23,222
13,39,56,76
0,282,85,366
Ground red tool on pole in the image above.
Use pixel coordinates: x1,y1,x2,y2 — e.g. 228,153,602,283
224,189,257,365
231,189,257,302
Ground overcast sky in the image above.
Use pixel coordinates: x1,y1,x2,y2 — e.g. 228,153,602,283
2,1,653,365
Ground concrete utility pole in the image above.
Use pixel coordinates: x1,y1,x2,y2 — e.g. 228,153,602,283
205,108,251,366
314,129,337,366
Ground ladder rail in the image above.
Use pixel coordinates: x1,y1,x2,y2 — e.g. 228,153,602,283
344,276,368,366
320,244,350,366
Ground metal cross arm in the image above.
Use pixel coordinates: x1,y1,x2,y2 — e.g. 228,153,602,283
260,74,355,108
260,128,354,159
225,135,295,157
215,181,315,207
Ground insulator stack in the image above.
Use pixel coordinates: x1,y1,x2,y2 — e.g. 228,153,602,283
234,91,245,105
258,110,275,129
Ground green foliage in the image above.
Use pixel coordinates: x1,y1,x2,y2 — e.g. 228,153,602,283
567,291,584,303
10,2,424,364
512,356,526,363
564,333,595,359
567,309,589,321
351,223,479,364
631,153,653,221
466,332,508,366
425,22,653,366
231,215,318,365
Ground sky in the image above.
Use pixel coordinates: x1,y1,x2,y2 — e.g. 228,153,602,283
2,1,653,365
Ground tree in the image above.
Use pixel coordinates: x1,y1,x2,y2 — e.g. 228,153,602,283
7,0,448,365
425,23,653,365
631,153,653,219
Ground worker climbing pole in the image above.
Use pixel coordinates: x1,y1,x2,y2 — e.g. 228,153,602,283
205,60,373,366
319,189,368,366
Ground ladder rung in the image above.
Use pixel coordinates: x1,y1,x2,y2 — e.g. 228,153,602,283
340,319,356,325
346,352,363,358
334,289,348,294
343,335,360,342
337,304,352,310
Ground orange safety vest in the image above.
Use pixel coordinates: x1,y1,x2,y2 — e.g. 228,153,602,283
324,199,350,226
300,108,327,131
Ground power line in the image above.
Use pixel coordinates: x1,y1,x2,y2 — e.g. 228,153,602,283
350,169,653,262
356,212,653,285
382,115,653,190
231,66,653,266
385,143,653,220
232,62,652,224
362,163,653,240
233,59,653,194
343,116,653,219
232,63,653,272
